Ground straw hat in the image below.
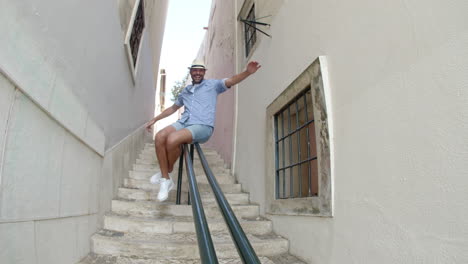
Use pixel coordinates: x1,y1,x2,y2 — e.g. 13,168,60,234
188,59,206,70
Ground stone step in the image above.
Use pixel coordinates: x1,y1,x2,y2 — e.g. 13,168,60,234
139,153,221,165
133,163,228,174
144,143,218,153
137,159,225,169
128,170,235,184
140,148,221,158
79,253,306,264
91,230,288,259
111,200,259,219
123,178,241,193
103,214,272,235
138,153,225,166
128,169,231,179
133,162,228,175
78,143,306,264
139,153,222,166
141,147,219,157
118,188,249,204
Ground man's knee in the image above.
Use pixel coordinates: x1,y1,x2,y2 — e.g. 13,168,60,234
155,130,170,147
167,134,190,149
166,134,181,150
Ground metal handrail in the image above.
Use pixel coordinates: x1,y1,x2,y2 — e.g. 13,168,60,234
181,144,218,263
194,143,261,264
175,150,184,205
175,143,260,263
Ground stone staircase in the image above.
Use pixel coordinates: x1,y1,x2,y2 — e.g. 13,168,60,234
79,143,306,264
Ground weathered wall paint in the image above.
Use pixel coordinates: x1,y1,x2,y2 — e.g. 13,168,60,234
197,0,237,167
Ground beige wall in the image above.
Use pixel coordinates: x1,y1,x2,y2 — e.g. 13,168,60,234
230,0,468,263
196,0,237,166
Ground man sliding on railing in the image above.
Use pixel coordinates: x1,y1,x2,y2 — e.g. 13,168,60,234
145,59,261,201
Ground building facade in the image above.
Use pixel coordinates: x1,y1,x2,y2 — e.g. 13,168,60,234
196,0,237,167
0,0,168,263
201,0,468,263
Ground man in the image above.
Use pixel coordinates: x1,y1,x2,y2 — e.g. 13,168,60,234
145,59,261,201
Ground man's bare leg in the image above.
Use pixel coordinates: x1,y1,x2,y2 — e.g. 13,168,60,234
154,126,176,180
154,127,192,202
166,129,193,173
166,145,181,173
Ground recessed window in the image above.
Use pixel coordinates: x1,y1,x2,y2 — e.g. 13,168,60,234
274,87,319,199
124,0,145,82
244,4,256,57
266,56,333,217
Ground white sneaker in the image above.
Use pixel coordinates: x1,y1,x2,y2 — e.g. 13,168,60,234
157,177,174,202
150,172,162,184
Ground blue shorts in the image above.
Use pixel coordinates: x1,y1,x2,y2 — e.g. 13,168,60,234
171,122,214,144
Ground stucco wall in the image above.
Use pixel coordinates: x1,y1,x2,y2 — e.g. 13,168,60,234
0,0,167,149
197,0,237,166
0,73,101,263
0,70,152,263
233,0,468,263
0,0,166,262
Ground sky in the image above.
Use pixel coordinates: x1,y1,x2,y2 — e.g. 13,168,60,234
159,0,212,105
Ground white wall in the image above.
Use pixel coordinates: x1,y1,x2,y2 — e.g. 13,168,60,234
234,0,468,263
0,70,153,264
0,73,101,263
0,0,167,262
0,0,167,149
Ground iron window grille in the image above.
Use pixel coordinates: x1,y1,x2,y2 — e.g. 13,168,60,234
244,5,256,57
274,87,319,199
124,0,145,82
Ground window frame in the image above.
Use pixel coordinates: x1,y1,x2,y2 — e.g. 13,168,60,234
265,56,334,217
238,0,259,60
244,4,257,57
124,0,146,83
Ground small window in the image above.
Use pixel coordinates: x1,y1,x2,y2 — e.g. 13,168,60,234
124,0,145,82
244,5,256,57
274,88,319,199
265,56,333,217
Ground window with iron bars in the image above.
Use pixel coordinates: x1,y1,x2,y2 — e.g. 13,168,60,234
129,0,145,68
274,87,319,199
124,0,145,82
244,4,256,57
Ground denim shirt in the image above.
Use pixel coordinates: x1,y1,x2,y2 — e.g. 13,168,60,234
175,78,228,127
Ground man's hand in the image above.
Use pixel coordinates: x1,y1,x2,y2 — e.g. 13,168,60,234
225,61,261,88
144,104,181,133
246,61,261,74
145,118,156,132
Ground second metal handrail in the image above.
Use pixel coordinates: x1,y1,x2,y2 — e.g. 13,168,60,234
181,144,218,263
175,143,260,264
195,143,261,264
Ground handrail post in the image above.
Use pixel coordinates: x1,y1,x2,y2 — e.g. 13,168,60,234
183,144,218,263
176,146,184,205
190,143,195,161
188,144,194,205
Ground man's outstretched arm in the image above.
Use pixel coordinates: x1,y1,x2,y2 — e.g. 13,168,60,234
225,61,261,88
145,103,181,132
